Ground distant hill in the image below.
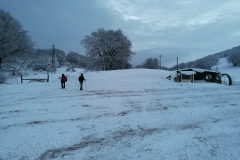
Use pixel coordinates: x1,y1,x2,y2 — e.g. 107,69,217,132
212,57,240,81
169,45,240,71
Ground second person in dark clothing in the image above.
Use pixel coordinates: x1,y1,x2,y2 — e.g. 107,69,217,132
78,73,85,90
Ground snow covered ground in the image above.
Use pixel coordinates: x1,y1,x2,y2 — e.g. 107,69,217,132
1,58,240,160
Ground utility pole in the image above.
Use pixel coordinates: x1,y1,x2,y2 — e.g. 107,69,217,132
177,57,179,82
159,54,162,69
177,57,178,71
52,45,56,73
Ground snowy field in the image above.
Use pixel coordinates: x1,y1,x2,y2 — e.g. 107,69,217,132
1,58,240,160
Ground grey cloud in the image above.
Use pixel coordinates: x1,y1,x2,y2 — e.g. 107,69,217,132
0,0,240,67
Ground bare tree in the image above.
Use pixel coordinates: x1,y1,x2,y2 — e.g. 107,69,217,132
0,9,33,69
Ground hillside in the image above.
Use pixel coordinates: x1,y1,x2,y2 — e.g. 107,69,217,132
212,57,240,82
1,60,240,159
169,45,240,70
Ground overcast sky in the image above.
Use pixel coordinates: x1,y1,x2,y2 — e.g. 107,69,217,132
1,0,240,67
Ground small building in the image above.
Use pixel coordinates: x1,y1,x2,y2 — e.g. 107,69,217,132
176,68,221,83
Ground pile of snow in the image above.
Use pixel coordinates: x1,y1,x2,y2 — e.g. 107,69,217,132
1,59,240,160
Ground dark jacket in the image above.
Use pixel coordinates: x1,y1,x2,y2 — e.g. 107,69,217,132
78,74,85,83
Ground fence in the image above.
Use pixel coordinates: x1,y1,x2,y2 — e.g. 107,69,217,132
221,75,240,86
20,75,49,83
232,76,240,86
231,76,240,85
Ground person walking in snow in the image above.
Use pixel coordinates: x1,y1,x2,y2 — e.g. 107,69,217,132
78,73,85,90
61,74,67,89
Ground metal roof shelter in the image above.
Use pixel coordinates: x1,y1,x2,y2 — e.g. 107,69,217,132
177,68,221,83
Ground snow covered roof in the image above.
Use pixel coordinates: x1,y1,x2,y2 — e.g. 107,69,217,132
179,71,195,75
178,68,219,74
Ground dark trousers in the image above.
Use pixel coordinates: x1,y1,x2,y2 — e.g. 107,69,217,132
80,82,83,90
61,82,65,88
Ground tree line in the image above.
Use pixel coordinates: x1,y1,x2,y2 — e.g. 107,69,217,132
0,9,134,72
136,46,240,70
168,46,240,71
0,9,239,74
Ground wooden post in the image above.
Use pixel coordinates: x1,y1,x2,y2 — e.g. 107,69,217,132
47,74,49,82
21,75,23,83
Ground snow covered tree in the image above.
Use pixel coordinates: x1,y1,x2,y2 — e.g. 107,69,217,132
191,58,210,69
227,49,240,66
55,49,66,66
191,55,219,70
142,58,159,69
66,51,86,68
30,49,52,71
81,28,134,71
29,48,66,71
0,9,33,69
178,63,188,69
